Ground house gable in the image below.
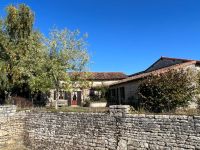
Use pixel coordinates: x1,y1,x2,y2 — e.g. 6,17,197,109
145,57,188,72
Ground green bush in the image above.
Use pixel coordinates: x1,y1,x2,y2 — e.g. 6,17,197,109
138,68,198,113
197,97,200,112
82,98,91,107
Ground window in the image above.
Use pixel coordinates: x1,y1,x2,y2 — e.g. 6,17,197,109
89,89,95,97
59,91,64,99
64,91,68,100
111,89,116,97
120,87,125,100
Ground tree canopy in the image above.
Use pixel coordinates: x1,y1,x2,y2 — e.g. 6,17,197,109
0,4,90,107
45,29,89,109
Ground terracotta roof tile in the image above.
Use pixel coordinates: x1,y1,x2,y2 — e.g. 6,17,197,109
69,72,128,80
110,61,197,86
160,56,200,63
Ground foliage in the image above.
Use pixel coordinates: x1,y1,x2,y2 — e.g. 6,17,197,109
44,29,89,109
0,4,39,103
70,72,92,90
0,4,90,107
197,98,200,112
82,98,91,107
89,83,109,102
127,96,140,109
196,72,200,112
138,68,198,113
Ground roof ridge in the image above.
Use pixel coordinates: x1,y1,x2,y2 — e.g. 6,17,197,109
160,56,197,62
68,72,128,80
111,61,197,86
143,56,198,73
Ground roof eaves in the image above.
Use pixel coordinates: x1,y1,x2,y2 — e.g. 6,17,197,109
110,61,197,86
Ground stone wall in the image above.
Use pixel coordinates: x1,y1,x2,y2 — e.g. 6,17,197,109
0,105,200,150
24,112,117,150
24,106,200,150
118,114,200,150
0,105,26,149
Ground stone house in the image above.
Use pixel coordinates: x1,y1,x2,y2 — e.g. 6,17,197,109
48,72,127,107
108,57,200,107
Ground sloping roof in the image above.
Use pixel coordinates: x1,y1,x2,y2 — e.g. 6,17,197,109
69,72,128,80
160,56,200,63
144,56,197,72
110,60,197,86
128,71,145,77
128,56,194,77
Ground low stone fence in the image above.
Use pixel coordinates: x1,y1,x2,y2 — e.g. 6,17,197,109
0,105,16,117
25,106,200,150
0,105,200,149
0,105,26,149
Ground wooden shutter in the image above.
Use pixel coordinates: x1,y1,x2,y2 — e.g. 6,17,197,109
77,91,82,106
67,92,71,106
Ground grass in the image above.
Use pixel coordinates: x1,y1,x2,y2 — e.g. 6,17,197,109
45,106,109,113
129,106,200,115
16,105,200,115
16,106,109,113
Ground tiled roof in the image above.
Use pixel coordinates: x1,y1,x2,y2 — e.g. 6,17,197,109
110,61,197,86
160,56,200,63
69,72,128,80
144,56,198,72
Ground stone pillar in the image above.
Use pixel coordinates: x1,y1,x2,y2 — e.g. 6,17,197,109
0,105,16,117
109,105,130,117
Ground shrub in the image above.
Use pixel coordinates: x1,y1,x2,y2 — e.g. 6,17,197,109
196,72,200,112
197,97,200,112
138,68,198,113
82,98,91,107
89,85,109,102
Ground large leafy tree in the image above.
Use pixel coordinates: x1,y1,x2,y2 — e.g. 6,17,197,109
45,29,89,109
0,4,90,108
138,68,198,113
0,4,49,103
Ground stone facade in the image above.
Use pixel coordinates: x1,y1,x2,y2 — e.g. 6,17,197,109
48,80,122,107
109,60,200,107
0,105,200,150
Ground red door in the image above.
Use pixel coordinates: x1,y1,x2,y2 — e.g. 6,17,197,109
71,92,77,105
71,99,77,105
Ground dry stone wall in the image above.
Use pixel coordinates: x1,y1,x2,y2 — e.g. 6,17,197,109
24,106,200,150
24,112,117,150
118,114,200,150
0,105,26,149
0,105,200,150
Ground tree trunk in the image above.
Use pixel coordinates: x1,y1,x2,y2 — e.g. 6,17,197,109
7,91,12,104
55,88,59,110
31,95,34,108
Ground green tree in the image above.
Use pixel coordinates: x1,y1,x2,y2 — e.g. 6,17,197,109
0,4,90,108
21,32,52,104
45,29,89,109
138,68,198,113
0,4,49,104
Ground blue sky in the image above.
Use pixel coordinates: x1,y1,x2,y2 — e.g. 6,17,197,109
1,0,200,74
